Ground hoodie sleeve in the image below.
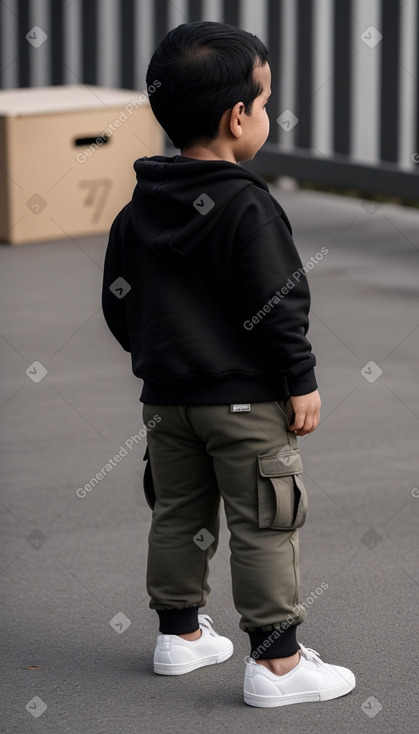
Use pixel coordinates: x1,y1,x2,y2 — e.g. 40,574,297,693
234,201,317,396
101,208,131,352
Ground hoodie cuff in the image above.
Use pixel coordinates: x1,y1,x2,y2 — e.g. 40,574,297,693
287,368,318,396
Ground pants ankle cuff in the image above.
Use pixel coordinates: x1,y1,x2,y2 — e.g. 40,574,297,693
249,624,299,659
157,606,200,634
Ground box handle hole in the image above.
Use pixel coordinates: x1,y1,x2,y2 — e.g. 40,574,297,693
73,135,109,146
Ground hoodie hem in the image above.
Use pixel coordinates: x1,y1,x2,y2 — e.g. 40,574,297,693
140,374,290,405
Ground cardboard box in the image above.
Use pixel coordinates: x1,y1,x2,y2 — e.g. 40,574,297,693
0,85,164,244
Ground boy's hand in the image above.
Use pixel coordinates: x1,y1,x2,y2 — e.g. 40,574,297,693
288,390,321,436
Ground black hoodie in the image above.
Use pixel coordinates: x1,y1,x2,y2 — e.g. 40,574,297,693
101,154,317,405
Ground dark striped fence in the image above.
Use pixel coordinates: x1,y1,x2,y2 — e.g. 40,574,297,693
1,0,418,197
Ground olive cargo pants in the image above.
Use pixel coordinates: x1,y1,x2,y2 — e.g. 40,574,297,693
142,400,309,657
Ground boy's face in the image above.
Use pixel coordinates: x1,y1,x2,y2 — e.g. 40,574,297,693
236,61,271,162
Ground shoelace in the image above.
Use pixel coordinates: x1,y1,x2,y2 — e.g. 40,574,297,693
299,644,324,667
198,614,216,635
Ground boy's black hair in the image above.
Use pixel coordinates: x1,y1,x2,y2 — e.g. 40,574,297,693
146,21,268,149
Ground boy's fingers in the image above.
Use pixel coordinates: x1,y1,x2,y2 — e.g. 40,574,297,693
295,424,314,436
289,411,319,435
288,410,305,432
288,392,321,435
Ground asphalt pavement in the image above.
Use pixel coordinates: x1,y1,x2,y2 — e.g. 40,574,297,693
1,185,418,734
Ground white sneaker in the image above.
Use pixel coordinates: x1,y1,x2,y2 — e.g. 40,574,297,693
244,643,355,707
154,614,234,675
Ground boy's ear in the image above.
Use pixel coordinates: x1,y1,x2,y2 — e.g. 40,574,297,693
229,101,245,139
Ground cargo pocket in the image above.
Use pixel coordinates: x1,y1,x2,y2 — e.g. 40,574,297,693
257,446,308,530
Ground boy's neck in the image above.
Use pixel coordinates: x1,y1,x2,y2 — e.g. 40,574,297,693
180,143,238,164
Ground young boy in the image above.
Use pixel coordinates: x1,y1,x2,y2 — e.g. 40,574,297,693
102,21,355,707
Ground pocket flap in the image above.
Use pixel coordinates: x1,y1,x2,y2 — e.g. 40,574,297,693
258,446,303,477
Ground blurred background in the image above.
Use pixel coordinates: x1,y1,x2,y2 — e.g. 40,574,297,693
1,0,418,200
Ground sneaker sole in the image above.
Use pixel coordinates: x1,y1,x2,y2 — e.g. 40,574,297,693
154,642,234,675
244,673,356,707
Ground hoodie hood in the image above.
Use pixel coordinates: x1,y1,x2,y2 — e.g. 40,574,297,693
131,154,269,258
